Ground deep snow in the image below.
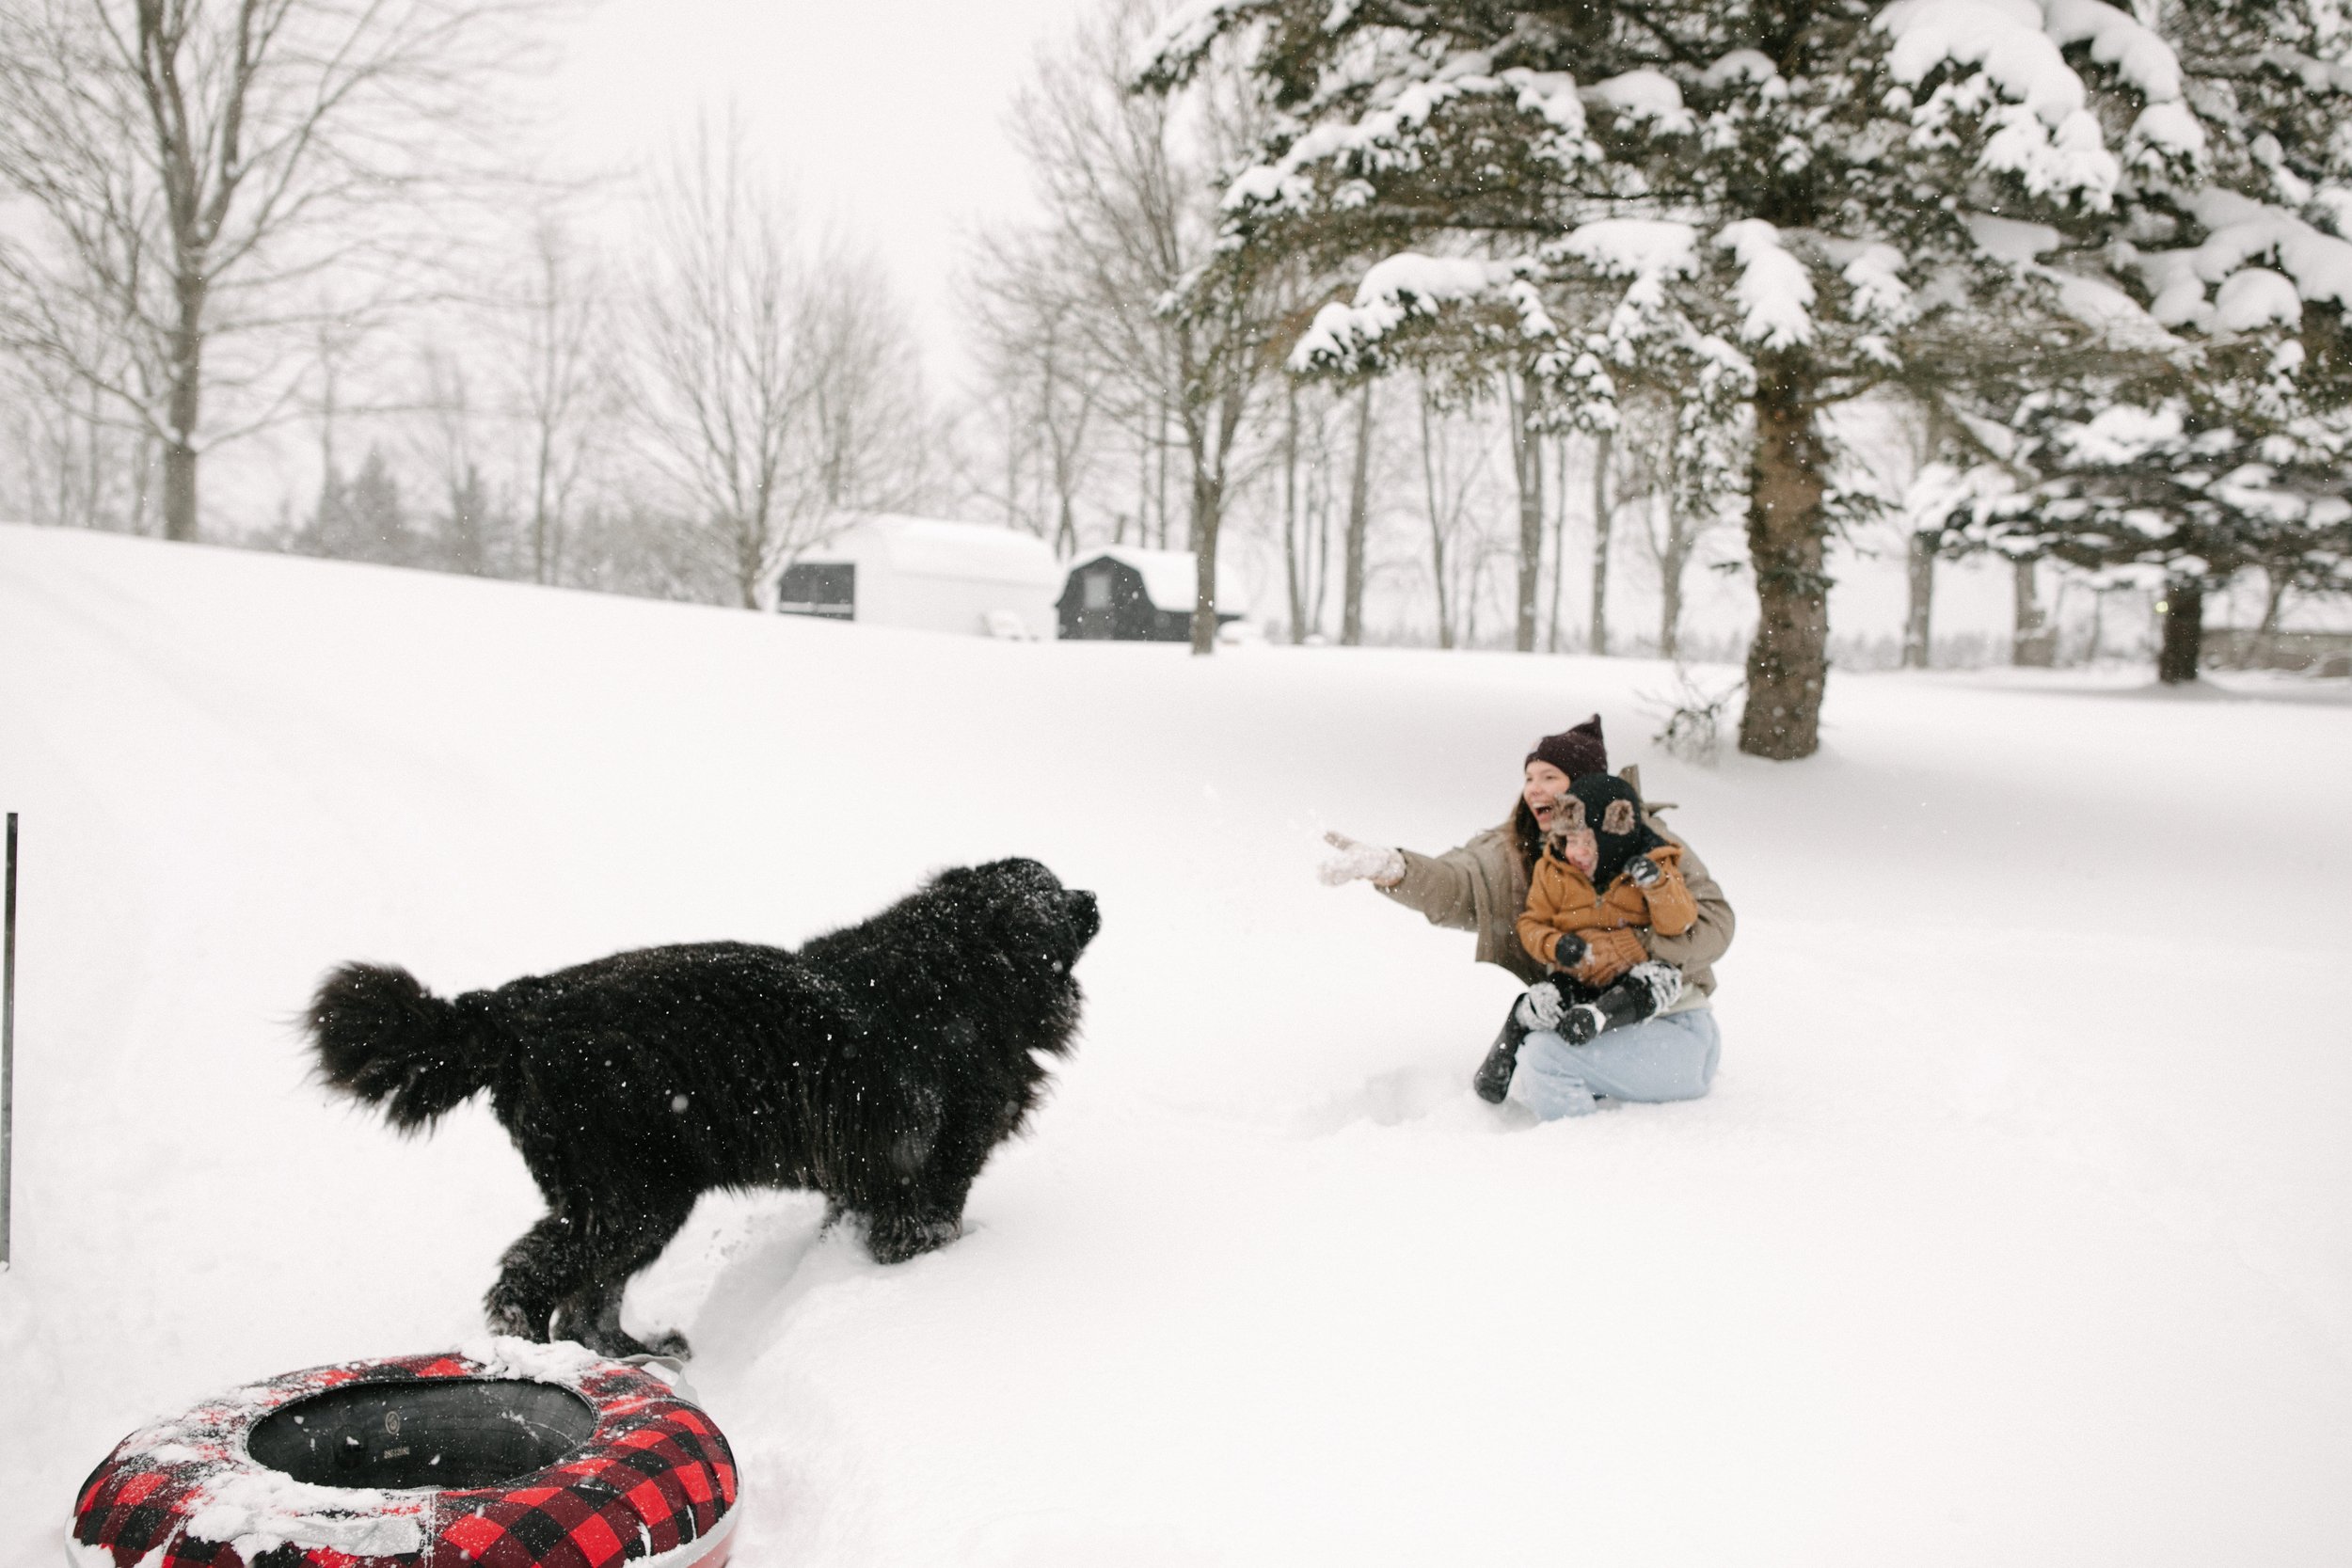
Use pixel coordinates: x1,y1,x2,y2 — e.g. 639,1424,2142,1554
3,523,2348,1566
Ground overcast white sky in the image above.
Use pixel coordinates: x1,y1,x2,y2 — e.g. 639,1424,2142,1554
548,0,1100,389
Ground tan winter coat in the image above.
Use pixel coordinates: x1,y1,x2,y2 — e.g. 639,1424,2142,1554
1518,843,1698,971
1376,766,1734,1013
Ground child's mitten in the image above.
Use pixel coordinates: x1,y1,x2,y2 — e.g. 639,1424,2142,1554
1513,980,1566,1030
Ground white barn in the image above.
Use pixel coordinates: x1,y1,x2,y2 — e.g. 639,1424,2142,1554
775,515,1062,640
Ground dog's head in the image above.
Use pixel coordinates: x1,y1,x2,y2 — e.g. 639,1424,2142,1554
930,857,1101,974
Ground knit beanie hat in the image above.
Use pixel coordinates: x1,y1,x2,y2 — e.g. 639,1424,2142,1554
1526,714,1606,779
1553,770,1665,889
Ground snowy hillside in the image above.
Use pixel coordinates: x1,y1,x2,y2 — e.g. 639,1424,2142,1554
3,524,2348,1566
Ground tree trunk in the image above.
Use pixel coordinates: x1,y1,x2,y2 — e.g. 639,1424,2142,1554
1901,528,1935,668
1154,389,1171,549
1186,386,1245,656
1510,369,1543,653
1588,427,1613,656
82,382,105,529
163,293,204,542
162,435,199,542
2011,557,2055,666
2251,568,2290,668
1283,379,1307,643
1312,462,1331,635
1341,379,1374,646
1191,484,1221,654
1547,436,1570,653
1658,501,1688,663
737,530,762,610
1419,386,1452,648
532,431,556,585
2156,578,2204,684
133,433,158,536
1737,367,1830,760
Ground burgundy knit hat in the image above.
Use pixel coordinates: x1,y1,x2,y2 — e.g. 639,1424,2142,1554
1525,714,1606,779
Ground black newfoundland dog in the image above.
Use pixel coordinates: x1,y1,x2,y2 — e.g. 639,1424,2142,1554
306,858,1099,1358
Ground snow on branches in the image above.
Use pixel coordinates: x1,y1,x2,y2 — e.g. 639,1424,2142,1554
1216,60,1606,221
1951,388,2352,591
1290,252,1552,372
2137,189,2352,329
1140,0,2348,724
1716,221,1817,351
1876,0,2202,192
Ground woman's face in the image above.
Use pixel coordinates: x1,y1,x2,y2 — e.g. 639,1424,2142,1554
1523,760,1572,829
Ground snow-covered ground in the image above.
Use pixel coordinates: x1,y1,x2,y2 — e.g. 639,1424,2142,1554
4,522,2348,1566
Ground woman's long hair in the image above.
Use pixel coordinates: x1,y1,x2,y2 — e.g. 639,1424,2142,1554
1507,796,1545,879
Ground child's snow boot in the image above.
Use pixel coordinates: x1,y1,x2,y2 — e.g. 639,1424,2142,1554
1560,960,1684,1045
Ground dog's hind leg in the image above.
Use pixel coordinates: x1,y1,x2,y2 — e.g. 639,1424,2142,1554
485,1212,590,1341
548,1196,698,1359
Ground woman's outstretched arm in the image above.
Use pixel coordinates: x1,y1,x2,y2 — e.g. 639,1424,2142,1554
1376,837,1502,934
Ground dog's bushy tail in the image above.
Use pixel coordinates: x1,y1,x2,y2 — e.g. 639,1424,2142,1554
308,962,501,1131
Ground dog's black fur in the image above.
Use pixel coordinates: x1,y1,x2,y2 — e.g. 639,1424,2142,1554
306,858,1099,1358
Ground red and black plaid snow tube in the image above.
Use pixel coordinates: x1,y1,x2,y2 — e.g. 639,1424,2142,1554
69,1340,738,1568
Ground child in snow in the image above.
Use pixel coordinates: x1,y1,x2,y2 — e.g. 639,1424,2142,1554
1472,771,1696,1102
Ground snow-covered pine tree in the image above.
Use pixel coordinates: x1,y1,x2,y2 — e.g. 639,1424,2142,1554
1139,0,2201,756
1950,0,2352,682
1961,343,2350,679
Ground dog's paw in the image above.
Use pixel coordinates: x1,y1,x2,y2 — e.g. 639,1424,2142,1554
576,1323,675,1360
485,1301,549,1342
863,1212,962,1264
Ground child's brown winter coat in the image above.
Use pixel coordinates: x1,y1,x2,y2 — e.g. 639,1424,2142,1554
1517,844,1698,972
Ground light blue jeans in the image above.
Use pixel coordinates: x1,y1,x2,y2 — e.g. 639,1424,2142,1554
1507,1006,1721,1120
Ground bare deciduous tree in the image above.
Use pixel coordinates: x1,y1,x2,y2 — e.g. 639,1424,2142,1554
1001,0,1284,654
1340,379,1375,645
1417,377,1492,650
965,233,1103,556
630,122,928,610
416,341,497,576
631,126,814,609
802,247,933,518
1,346,154,531
1616,390,1737,662
1589,428,1617,657
508,216,609,587
1502,368,1549,653
0,0,537,543
1279,377,1347,642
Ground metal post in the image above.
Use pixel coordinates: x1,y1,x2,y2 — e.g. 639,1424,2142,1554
2,812,15,1270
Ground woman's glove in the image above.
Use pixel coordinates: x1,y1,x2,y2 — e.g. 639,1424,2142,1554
1515,981,1566,1030
1318,831,1405,888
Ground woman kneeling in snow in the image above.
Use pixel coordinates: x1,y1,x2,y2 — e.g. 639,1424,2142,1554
1318,716,1735,1120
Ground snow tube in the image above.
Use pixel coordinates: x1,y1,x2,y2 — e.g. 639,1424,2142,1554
68,1339,737,1567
